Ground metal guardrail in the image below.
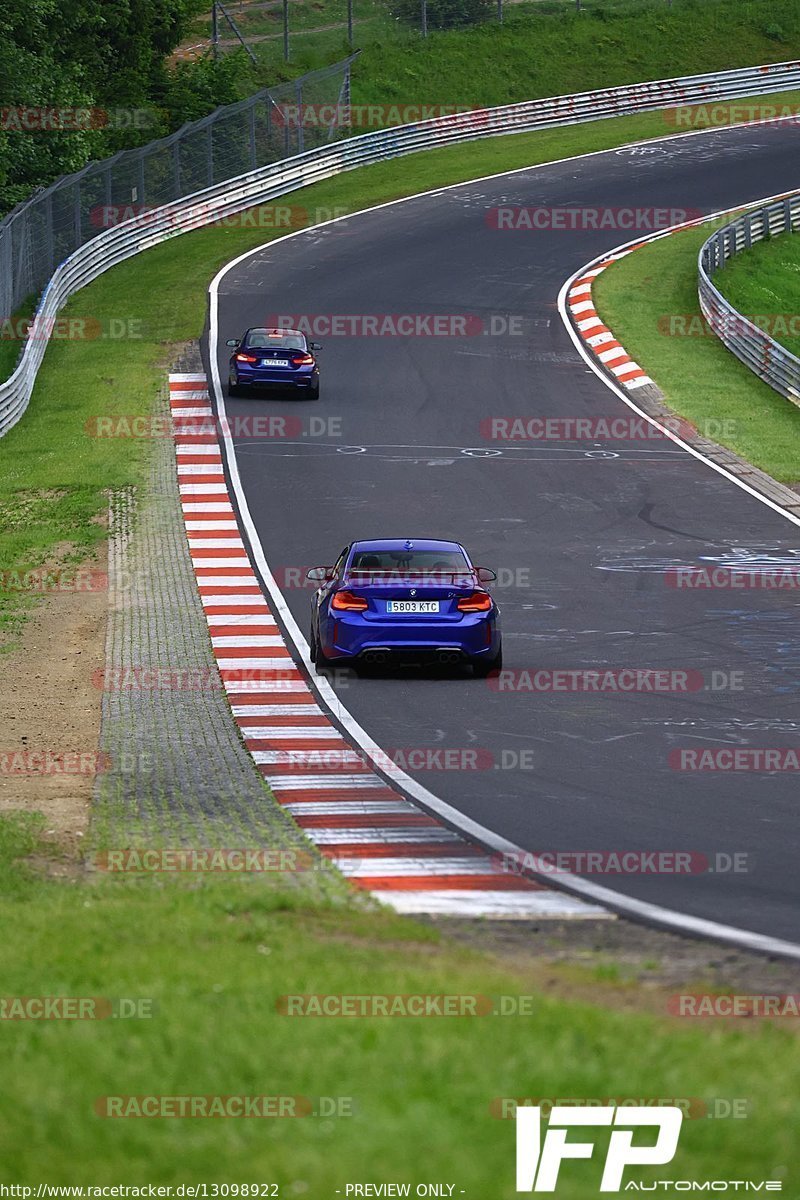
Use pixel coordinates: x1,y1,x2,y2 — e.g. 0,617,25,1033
698,193,800,405
3,56,800,437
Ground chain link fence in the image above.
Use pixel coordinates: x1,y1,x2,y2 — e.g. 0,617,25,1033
0,55,356,331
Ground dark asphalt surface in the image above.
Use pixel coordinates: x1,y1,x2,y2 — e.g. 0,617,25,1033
205,120,800,942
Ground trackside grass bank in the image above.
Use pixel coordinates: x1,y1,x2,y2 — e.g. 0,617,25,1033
713,228,800,360
3,91,800,649
203,0,800,111
0,812,799,1183
593,219,800,484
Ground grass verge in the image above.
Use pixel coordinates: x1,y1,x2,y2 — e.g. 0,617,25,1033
0,812,799,1183
593,218,800,484
714,227,800,360
195,0,800,109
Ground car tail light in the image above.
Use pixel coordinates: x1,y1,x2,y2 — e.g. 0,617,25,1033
331,590,368,612
457,591,492,612
291,353,314,365
235,352,258,363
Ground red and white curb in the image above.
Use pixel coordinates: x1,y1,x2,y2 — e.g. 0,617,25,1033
566,248,654,390
168,372,608,919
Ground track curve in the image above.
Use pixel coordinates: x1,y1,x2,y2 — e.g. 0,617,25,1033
205,119,800,945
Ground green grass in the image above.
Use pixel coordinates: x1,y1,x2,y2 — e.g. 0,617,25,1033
4,92,800,649
212,0,800,109
714,228,800,360
0,811,799,1184
594,216,800,484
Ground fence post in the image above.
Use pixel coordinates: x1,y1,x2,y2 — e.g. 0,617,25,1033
421,0,427,37
207,124,214,187
74,182,82,250
249,101,257,169
296,80,304,155
44,193,54,277
173,141,181,198
283,0,290,61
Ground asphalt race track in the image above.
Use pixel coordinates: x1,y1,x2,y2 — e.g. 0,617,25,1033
205,119,800,944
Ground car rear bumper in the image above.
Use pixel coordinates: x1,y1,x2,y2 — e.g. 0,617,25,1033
320,612,500,661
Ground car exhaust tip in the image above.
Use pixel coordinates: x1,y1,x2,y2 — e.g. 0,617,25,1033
437,650,460,665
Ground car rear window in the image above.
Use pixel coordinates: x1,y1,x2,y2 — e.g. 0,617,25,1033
348,549,471,577
246,333,307,351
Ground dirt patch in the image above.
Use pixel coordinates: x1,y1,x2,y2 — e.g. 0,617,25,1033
0,571,107,862
424,917,800,1025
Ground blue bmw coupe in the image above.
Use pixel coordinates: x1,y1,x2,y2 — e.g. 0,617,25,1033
226,327,321,398
307,538,502,675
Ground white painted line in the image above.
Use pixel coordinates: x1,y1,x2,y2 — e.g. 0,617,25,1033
193,558,251,570
377,891,611,917
263,775,389,791
232,703,315,717
202,593,270,605
307,827,463,845
241,725,341,739
334,856,496,877
211,636,286,649
282,801,416,816
215,657,293,671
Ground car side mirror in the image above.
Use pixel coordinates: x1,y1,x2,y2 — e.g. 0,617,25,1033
310,342,322,351
476,567,496,582
307,566,332,582
225,338,239,347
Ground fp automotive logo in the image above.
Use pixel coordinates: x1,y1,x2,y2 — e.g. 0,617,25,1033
516,1106,683,1192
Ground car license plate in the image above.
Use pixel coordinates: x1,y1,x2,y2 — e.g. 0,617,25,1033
263,358,289,367
387,601,440,613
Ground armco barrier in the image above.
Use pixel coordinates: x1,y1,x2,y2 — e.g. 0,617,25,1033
698,193,800,405
3,58,800,437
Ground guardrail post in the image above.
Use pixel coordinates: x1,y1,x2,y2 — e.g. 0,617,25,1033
744,213,751,249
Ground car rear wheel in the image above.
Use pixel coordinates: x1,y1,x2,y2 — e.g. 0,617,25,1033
472,643,502,678
228,377,242,397
310,624,331,672
307,381,320,400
